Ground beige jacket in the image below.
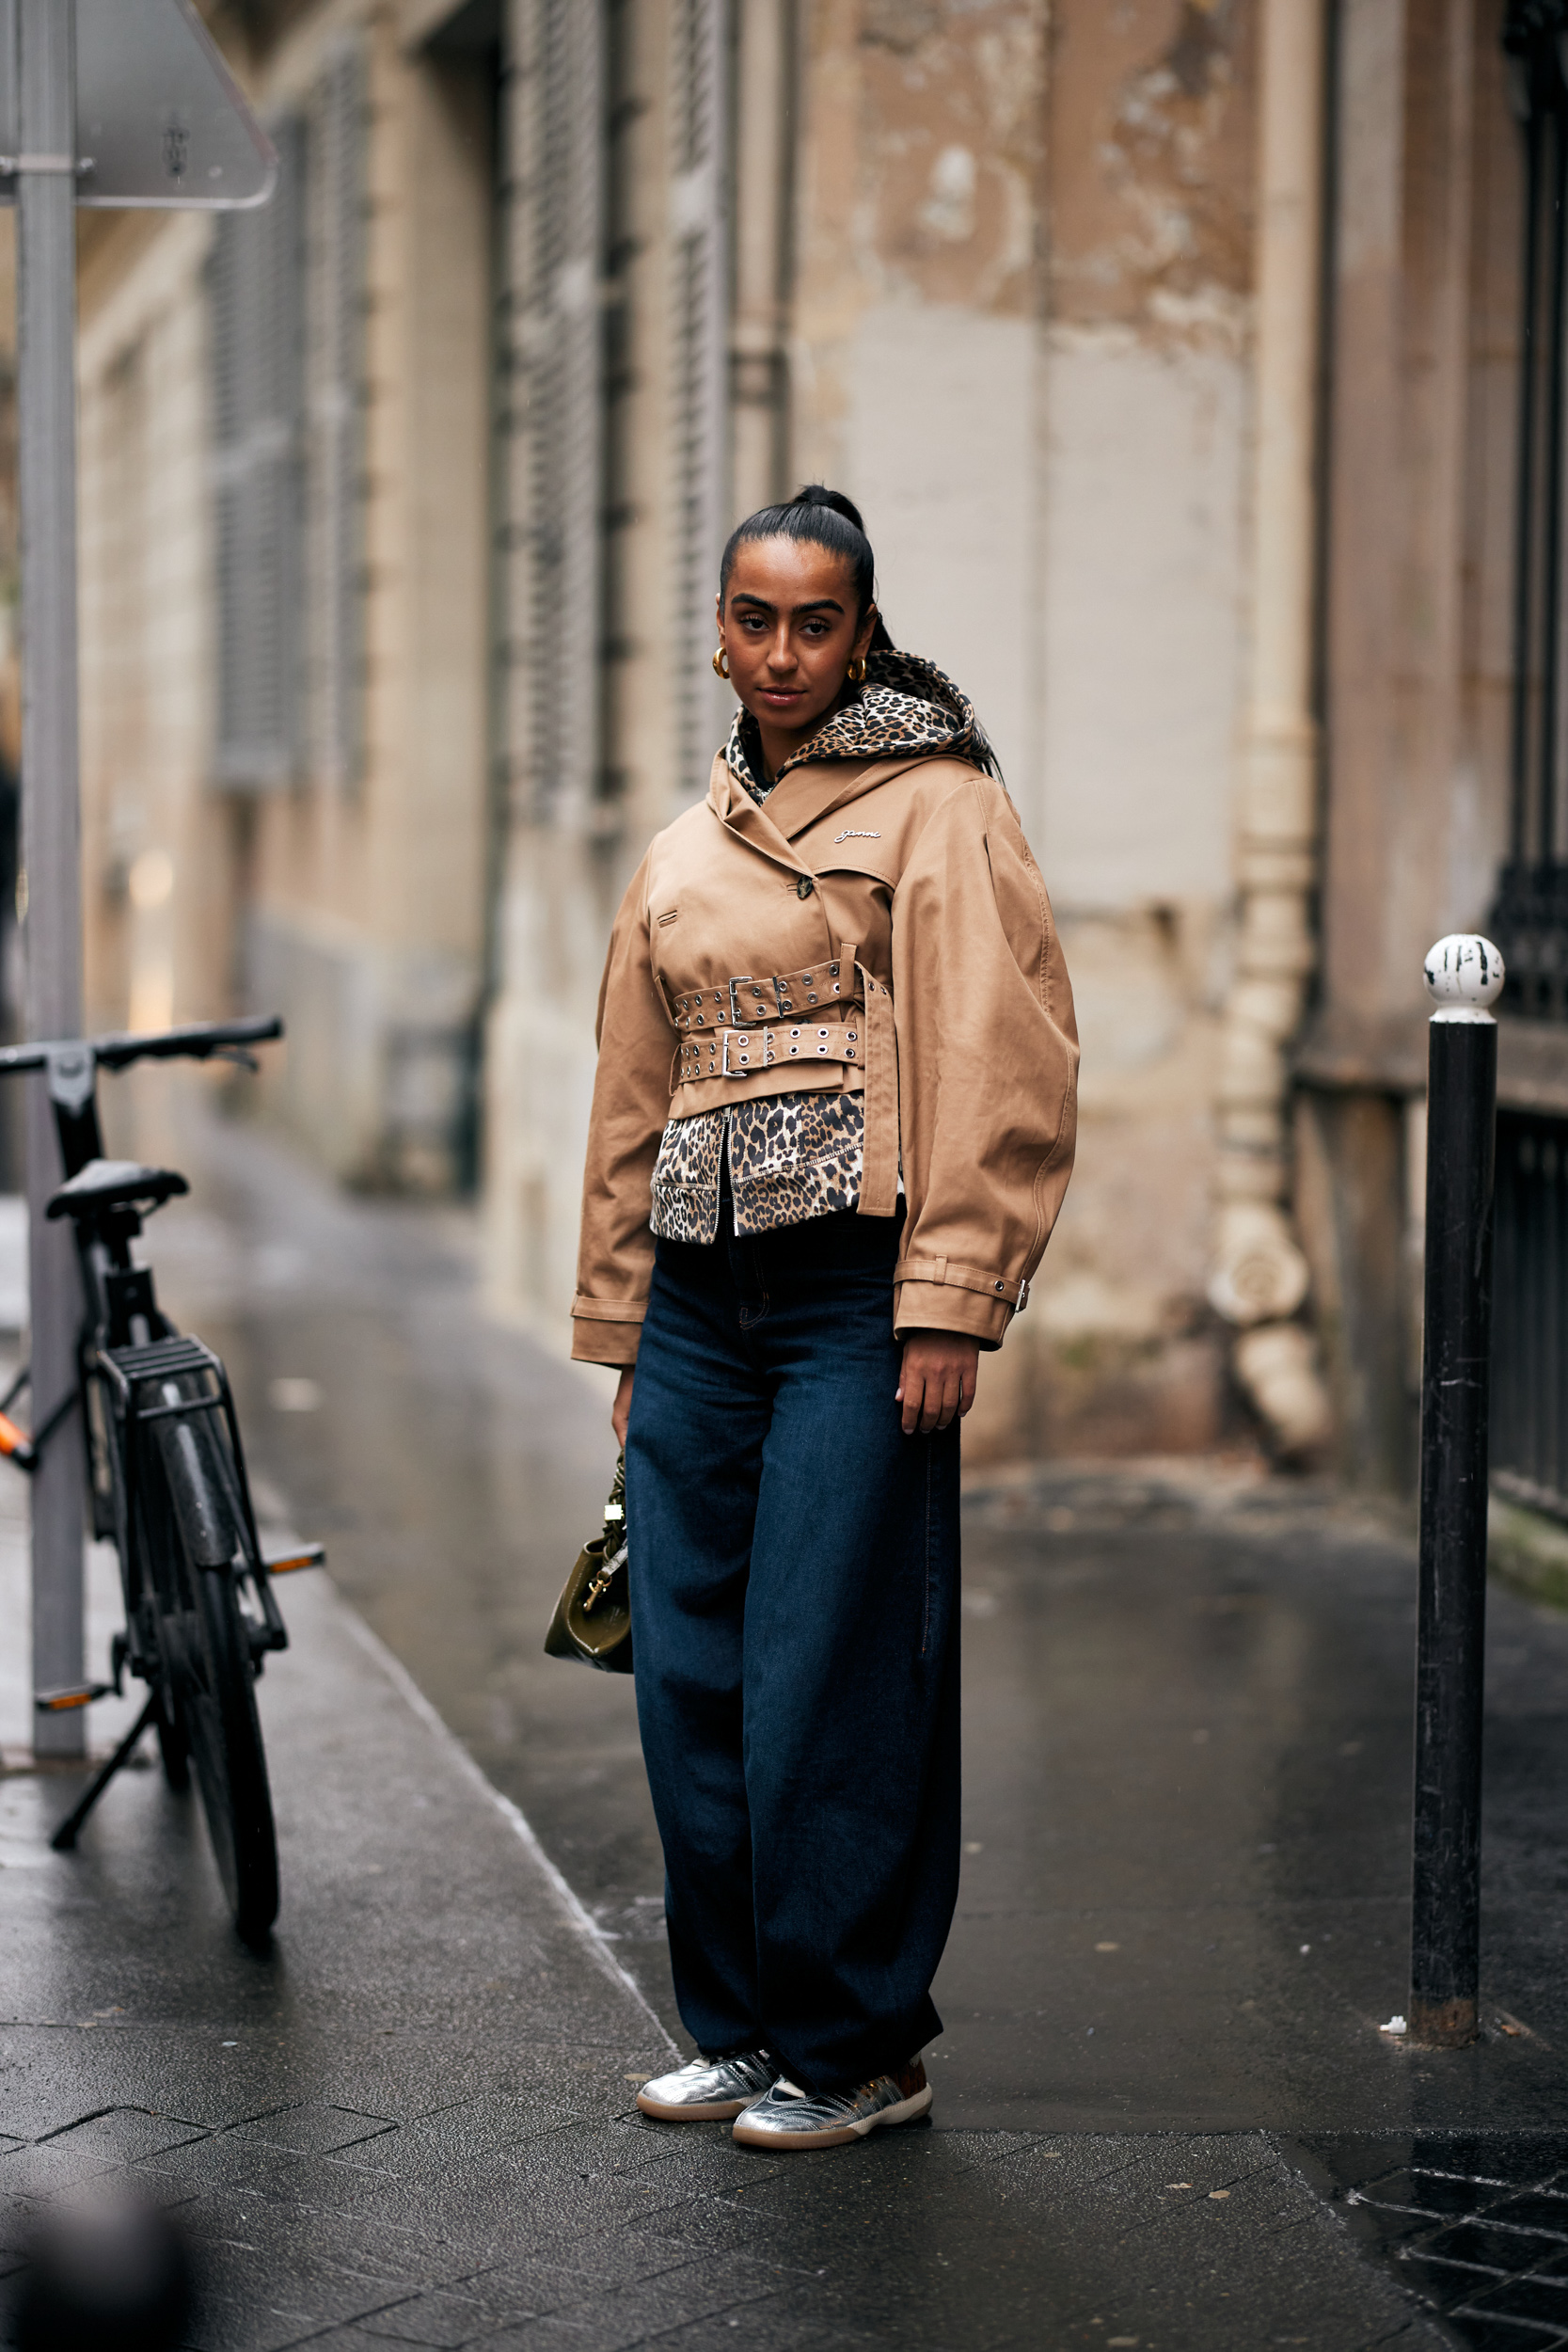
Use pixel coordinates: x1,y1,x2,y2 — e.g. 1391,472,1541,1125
571,747,1079,1365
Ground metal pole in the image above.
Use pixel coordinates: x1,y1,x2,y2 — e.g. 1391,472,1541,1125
17,0,87,1760
1409,933,1504,2047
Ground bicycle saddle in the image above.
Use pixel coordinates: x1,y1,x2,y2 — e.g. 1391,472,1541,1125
46,1158,190,1221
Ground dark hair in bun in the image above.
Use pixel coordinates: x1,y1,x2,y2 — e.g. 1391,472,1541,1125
720,485,895,652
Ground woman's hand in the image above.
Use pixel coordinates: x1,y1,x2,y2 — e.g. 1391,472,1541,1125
611,1367,635,1451
896,1331,979,1436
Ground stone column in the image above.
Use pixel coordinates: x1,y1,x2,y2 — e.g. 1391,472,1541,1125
1210,0,1332,1459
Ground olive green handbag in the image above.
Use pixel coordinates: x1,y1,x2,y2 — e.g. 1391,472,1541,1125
544,1453,633,1674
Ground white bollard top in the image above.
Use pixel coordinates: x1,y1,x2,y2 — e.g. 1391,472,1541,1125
1423,933,1505,1020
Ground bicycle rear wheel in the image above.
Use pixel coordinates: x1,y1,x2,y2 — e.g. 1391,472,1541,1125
142,1421,277,1943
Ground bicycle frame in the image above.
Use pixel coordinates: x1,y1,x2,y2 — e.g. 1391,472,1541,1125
0,1018,291,1692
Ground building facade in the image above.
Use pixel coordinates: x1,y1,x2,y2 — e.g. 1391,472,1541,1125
60,0,1565,1486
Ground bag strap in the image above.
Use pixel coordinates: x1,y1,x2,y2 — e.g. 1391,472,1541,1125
603,1452,626,1538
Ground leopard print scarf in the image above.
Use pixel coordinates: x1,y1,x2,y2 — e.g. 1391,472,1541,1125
724,647,997,804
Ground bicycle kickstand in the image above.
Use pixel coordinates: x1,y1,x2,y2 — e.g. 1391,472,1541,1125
49,1695,158,1851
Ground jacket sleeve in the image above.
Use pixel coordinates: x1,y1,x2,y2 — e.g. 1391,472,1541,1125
571,854,673,1365
890,774,1079,1348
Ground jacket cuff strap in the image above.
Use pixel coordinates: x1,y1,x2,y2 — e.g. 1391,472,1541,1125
893,1254,1030,1309
893,1279,1011,1350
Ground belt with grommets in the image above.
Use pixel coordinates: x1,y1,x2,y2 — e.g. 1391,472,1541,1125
667,959,852,1033
675,1020,863,1086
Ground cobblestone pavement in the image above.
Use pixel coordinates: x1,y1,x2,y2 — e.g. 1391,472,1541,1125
1300,2136,1568,2345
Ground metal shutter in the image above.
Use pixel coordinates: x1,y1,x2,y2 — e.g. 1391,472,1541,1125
502,0,602,818
210,113,304,791
670,0,729,800
306,43,366,792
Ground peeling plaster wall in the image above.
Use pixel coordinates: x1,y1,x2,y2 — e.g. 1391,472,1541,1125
1048,1,1254,340
793,0,1259,1457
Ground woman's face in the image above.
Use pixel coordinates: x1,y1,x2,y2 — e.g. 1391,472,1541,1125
717,537,877,752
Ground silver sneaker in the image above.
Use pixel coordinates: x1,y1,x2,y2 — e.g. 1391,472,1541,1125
731,2058,932,2150
635,2046,779,2122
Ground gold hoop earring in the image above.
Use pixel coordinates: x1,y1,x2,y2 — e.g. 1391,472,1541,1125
847,655,867,686
712,644,730,680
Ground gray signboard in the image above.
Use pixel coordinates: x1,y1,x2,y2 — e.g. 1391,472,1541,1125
0,0,276,208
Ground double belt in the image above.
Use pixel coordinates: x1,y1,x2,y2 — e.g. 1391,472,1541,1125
665,940,898,1219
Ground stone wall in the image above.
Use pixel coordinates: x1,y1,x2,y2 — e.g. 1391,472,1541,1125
64,0,1275,1463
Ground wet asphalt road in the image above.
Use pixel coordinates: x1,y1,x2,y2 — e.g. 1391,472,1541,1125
126,1091,1568,2142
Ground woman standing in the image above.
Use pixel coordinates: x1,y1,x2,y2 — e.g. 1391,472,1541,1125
572,486,1078,2150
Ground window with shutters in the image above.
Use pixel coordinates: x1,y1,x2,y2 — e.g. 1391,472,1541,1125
304,43,368,794
598,0,641,807
504,0,604,818
497,0,734,818
669,0,729,801
208,47,366,798
209,115,304,791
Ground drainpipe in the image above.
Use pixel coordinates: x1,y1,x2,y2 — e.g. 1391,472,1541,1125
1208,0,1333,1458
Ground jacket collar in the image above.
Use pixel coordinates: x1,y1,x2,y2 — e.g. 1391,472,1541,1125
705,752,935,864
705,754,808,874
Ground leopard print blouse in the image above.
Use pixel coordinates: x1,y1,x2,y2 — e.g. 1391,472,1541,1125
650,1089,867,1244
648,650,990,1244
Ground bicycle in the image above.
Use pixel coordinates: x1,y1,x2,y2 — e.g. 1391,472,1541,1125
0,1016,322,1945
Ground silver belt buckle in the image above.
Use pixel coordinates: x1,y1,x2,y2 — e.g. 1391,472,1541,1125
728,976,752,1026
721,1025,776,1076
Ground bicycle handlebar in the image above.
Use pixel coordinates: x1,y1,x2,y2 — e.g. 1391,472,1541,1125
0,1015,283,1076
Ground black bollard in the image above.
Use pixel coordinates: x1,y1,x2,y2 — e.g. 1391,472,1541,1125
1409,933,1503,2048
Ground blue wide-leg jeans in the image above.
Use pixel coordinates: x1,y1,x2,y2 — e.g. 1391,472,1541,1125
625,1199,960,2094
